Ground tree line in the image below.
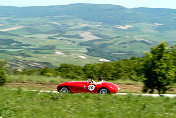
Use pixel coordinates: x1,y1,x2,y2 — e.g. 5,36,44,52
9,57,143,81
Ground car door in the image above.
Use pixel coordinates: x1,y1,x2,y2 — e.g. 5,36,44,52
71,81,88,93
84,82,101,93
71,81,100,93
77,81,92,93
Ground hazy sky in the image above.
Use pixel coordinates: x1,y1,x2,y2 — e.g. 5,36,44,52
0,0,176,9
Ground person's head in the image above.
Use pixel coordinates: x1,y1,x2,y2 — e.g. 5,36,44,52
98,76,103,81
88,75,93,79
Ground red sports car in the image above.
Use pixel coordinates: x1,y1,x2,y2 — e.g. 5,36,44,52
57,80,120,94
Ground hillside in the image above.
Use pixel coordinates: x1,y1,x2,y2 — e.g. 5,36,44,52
0,4,176,69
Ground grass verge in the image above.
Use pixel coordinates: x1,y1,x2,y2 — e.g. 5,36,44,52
0,88,176,118
6,75,70,84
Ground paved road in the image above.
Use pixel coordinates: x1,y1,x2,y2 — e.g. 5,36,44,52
116,93,176,98
31,90,176,98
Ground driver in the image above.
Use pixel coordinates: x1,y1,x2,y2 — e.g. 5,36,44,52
87,76,95,84
91,76,103,85
87,78,95,84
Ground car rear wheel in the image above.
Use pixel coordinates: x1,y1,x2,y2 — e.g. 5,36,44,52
59,87,69,94
99,88,109,94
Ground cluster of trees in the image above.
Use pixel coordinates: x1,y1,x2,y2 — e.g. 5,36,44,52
142,42,176,94
5,42,176,94
10,57,143,81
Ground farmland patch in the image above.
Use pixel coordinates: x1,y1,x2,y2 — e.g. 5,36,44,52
0,26,24,31
79,32,102,40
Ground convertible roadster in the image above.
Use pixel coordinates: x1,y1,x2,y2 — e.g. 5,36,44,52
57,80,120,94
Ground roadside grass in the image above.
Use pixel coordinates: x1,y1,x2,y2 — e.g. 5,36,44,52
109,79,143,84
6,75,142,85
0,88,176,118
6,75,142,92
6,75,71,84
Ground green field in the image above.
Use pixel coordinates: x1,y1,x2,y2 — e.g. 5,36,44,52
0,88,176,118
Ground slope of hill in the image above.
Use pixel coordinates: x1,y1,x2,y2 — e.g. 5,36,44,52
0,4,176,69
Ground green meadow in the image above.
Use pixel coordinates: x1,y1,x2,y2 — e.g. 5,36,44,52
0,88,176,118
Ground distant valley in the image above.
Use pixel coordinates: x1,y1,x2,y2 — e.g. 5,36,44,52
0,3,176,69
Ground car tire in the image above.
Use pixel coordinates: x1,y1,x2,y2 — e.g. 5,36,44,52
99,88,109,94
59,86,69,94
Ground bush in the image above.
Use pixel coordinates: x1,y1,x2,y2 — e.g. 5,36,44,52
0,60,6,86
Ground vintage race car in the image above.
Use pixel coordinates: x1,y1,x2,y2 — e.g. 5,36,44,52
57,80,120,94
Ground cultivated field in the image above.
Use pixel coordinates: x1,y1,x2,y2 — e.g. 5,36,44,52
1,13,176,68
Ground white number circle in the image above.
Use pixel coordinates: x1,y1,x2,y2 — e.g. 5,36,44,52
88,85,95,91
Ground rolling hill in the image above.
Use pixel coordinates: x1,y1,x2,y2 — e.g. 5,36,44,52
0,3,176,69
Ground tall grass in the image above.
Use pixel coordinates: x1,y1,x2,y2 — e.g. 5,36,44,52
6,75,72,84
7,75,141,85
0,88,176,118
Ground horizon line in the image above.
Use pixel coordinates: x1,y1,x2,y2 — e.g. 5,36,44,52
0,3,175,9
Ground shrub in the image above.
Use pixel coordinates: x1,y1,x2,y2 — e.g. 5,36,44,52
0,60,6,86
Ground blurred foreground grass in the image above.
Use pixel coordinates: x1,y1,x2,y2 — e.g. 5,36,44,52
0,88,176,118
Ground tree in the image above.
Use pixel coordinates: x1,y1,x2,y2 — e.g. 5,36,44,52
98,62,115,80
142,42,176,95
40,66,54,76
83,64,98,79
57,64,84,79
0,60,7,86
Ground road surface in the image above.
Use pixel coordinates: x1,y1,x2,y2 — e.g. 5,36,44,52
30,90,176,98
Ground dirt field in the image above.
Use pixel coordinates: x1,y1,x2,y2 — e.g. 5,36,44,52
79,31,101,40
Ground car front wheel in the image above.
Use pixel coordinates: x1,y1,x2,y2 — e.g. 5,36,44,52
99,88,109,94
60,87,69,94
